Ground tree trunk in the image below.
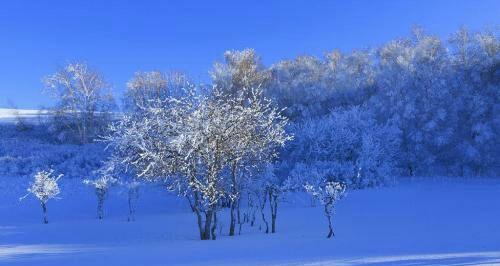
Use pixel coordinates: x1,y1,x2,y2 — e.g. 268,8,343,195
196,210,204,240
408,164,414,176
202,210,213,240
237,200,242,235
229,201,236,236
229,162,238,236
271,208,277,233
41,201,48,224
258,192,269,233
248,193,256,227
186,195,196,213
269,190,278,233
97,196,104,219
250,207,256,227
211,211,217,240
127,194,134,222
325,201,334,238
187,193,205,240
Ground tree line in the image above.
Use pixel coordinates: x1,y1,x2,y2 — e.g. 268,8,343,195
31,26,498,240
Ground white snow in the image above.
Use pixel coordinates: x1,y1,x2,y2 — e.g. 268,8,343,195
0,108,48,118
0,108,49,123
1,178,499,265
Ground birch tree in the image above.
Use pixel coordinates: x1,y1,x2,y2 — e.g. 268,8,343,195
44,62,115,144
211,48,270,99
124,71,190,112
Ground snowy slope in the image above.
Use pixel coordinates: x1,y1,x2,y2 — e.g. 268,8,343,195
1,178,499,266
0,108,49,123
0,108,122,124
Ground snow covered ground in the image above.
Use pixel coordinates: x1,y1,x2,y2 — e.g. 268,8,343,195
1,178,499,266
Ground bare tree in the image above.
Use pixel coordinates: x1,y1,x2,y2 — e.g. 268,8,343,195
44,62,115,144
124,71,190,112
211,48,270,100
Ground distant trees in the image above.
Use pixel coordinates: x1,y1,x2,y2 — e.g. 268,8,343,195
284,107,399,188
447,28,499,176
267,27,499,177
372,28,452,176
21,169,62,224
268,55,329,120
39,27,497,178
268,50,375,121
368,27,499,176
44,62,115,144
124,71,168,112
124,71,190,112
211,48,270,99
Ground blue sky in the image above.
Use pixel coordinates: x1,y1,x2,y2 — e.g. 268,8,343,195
1,0,499,109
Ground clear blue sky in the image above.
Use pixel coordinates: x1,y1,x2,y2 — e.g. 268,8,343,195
1,0,499,108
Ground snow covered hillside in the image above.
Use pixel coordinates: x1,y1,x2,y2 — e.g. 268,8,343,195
1,178,499,266
0,109,49,124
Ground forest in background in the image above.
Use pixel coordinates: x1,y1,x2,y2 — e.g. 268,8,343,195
2,26,497,180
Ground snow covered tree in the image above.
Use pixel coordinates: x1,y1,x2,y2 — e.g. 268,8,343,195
170,86,289,239
284,107,399,188
124,71,190,113
105,82,290,240
104,85,211,239
211,50,291,236
211,48,270,100
21,169,63,224
268,55,329,120
265,26,498,177
372,28,452,175
91,155,143,222
124,180,140,222
268,50,375,122
219,88,292,236
447,28,499,176
83,174,118,219
44,62,115,144
304,181,346,238
124,71,168,112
